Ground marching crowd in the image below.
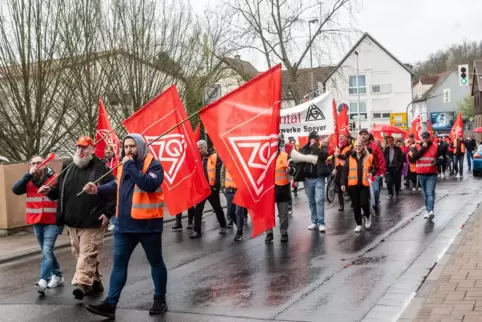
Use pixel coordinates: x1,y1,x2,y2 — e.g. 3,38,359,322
9,127,477,319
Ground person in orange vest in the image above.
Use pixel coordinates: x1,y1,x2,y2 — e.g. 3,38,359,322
265,137,296,243
333,133,352,211
340,139,375,233
451,134,466,178
409,131,439,220
191,140,227,239
221,165,248,241
82,133,167,319
12,155,63,295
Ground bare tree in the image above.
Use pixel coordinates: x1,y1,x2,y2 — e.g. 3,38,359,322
225,0,358,102
0,0,78,161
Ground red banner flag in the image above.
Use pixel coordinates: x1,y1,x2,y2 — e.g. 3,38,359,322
193,123,201,142
298,136,309,148
95,98,120,159
199,65,282,237
450,113,464,140
337,105,350,136
332,99,339,148
122,86,211,216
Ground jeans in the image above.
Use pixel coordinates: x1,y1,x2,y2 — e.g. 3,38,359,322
304,177,325,225
454,155,464,175
418,175,436,212
224,189,246,230
467,152,473,170
194,190,226,234
106,232,167,306
372,176,381,208
33,224,63,281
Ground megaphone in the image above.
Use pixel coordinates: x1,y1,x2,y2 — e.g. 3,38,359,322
290,149,318,164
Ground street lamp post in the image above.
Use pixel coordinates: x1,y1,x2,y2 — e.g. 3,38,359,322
308,19,318,99
354,50,361,130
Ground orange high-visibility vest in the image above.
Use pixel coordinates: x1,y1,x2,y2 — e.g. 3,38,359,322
225,170,236,189
347,154,373,187
275,152,290,186
454,139,465,154
415,143,438,175
207,154,217,186
116,154,164,220
335,144,352,167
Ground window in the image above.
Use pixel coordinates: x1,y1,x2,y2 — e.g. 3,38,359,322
349,75,366,95
373,112,390,119
371,84,392,94
349,102,367,120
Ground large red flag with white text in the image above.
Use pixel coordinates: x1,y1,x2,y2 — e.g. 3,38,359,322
122,86,211,216
450,113,464,140
199,65,282,236
95,98,120,160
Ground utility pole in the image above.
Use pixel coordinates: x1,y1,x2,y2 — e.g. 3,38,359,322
308,19,318,99
354,50,361,130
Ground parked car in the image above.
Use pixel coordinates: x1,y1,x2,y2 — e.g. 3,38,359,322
472,145,482,176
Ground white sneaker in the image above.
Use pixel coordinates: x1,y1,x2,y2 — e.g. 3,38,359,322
428,210,435,220
456,174,461,179
437,174,441,179
318,225,326,232
412,188,416,192
418,187,422,191
365,216,372,229
47,275,64,288
308,224,318,230
423,213,429,219
354,225,362,233
441,173,445,179
108,224,115,231
35,279,47,294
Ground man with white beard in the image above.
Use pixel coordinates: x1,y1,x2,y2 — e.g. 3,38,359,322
38,136,116,301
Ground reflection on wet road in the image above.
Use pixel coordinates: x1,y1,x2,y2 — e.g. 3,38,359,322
0,176,481,321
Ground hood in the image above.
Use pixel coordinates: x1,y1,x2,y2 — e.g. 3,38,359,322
123,133,148,161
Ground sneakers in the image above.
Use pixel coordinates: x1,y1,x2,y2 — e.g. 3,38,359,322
365,216,372,229
149,296,168,315
47,275,64,289
441,173,445,179
108,224,115,231
354,225,362,233
387,194,393,200
234,230,243,241
86,301,116,319
318,225,326,233
308,224,318,230
265,233,273,244
35,279,48,295
227,220,234,228
456,174,461,179
189,231,202,239
423,213,429,219
171,223,183,232
280,232,288,243
417,187,422,191
219,227,227,235
288,208,293,216
338,206,344,212
186,223,193,229
428,210,435,220
412,187,416,192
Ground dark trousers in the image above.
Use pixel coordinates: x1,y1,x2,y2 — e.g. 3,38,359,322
347,186,370,225
194,190,226,234
407,170,417,188
175,207,195,226
454,155,464,175
106,232,167,306
335,166,344,207
386,167,401,195
224,189,246,230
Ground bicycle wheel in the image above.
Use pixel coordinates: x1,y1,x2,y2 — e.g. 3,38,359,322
326,176,336,203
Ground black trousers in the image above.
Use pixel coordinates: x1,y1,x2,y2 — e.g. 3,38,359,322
335,165,344,207
386,167,401,195
407,169,417,188
347,186,370,225
175,207,195,226
193,190,226,234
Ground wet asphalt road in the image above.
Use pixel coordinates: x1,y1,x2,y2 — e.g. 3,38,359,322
0,175,482,322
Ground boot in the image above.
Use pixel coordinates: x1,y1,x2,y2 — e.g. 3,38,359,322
89,280,104,295
73,284,91,300
280,232,288,243
234,229,243,241
86,301,116,319
149,296,168,315
265,233,273,244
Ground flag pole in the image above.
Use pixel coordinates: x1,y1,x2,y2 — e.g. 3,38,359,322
46,128,118,187
76,110,201,196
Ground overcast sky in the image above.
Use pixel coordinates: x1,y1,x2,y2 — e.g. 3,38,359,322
193,0,482,70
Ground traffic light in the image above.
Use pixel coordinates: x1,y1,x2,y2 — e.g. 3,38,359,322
459,64,469,86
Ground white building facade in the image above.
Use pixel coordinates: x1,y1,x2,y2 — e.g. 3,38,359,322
324,33,413,130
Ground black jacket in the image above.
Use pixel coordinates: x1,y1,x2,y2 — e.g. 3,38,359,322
47,157,116,228
341,151,376,187
438,141,448,158
383,146,404,170
295,143,329,181
465,138,477,152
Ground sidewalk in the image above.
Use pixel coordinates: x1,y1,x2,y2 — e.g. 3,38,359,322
398,205,482,322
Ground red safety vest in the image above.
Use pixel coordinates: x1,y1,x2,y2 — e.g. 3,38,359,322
415,143,438,174
25,179,57,225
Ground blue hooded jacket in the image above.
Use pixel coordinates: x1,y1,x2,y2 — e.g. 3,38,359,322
97,133,165,233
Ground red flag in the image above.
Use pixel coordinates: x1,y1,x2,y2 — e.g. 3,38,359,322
450,113,464,140
298,136,309,148
328,133,337,155
193,123,201,142
199,65,282,237
122,86,211,216
332,99,339,148
337,106,350,136
409,115,423,141
95,98,120,160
